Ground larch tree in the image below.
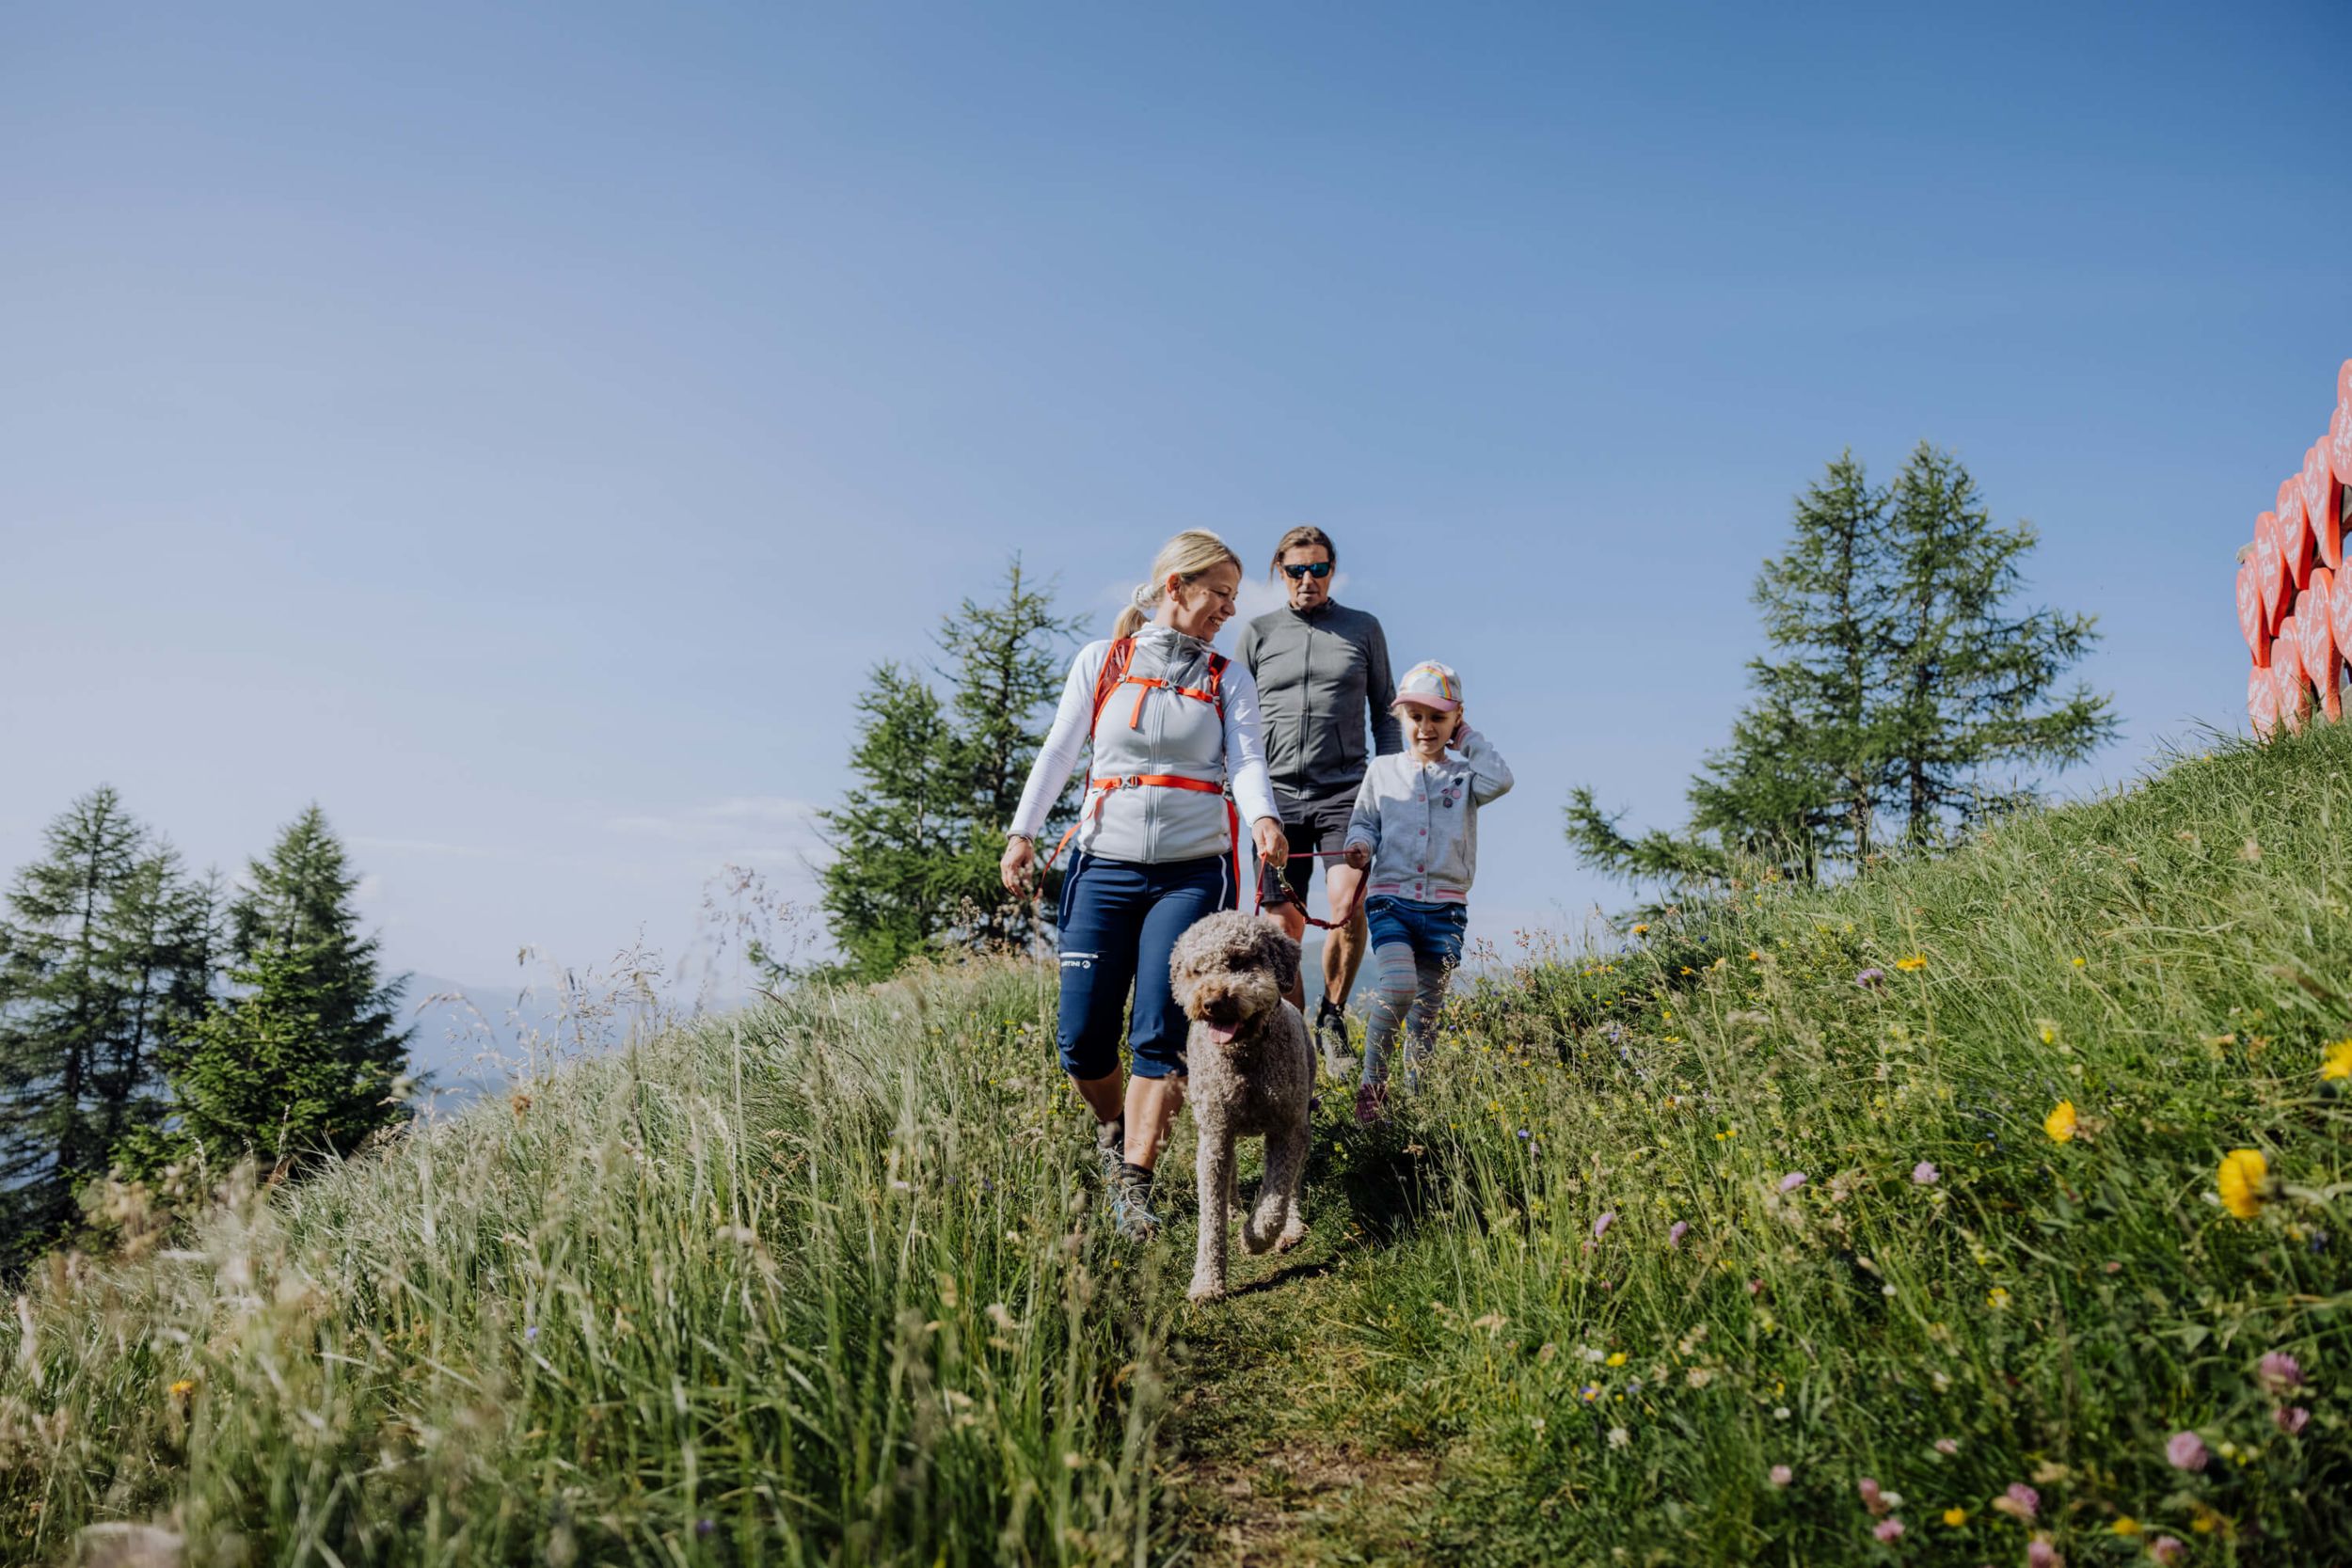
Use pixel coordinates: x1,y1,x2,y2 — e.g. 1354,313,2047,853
1878,443,2115,844
937,558,1086,953
818,561,1082,980
1567,453,1894,895
1568,446,2111,904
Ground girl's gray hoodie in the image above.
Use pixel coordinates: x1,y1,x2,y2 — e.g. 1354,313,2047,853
1343,728,1513,905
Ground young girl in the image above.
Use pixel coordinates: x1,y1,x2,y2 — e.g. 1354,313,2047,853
1341,660,1512,1123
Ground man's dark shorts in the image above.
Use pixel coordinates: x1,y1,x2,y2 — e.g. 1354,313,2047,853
1257,790,1359,910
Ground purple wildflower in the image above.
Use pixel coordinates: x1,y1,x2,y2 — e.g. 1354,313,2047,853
1912,1162,1939,1184
2257,1351,2305,1393
1854,968,1885,989
1592,1211,1615,1241
1872,1518,1904,1543
1778,1171,1808,1194
2149,1539,2186,1567
1667,1220,1690,1248
2026,1539,2061,1568
2276,1404,2311,1435
1769,1464,1793,1487
2165,1431,2209,1472
1992,1483,2039,1521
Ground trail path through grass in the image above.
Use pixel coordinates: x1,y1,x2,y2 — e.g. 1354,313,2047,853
1156,1107,1457,1566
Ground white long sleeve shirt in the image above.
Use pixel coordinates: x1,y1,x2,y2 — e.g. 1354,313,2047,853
1011,627,1282,864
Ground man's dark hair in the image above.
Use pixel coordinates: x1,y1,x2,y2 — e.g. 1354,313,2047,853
1269,526,1337,576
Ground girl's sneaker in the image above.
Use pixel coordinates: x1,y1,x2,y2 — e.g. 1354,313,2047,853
1353,1082,1389,1127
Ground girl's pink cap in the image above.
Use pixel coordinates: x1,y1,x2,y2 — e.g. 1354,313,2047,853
1394,660,1462,712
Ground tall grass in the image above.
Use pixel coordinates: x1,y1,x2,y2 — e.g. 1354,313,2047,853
11,723,2352,1566
2,964,1173,1565
1315,721,2352,1562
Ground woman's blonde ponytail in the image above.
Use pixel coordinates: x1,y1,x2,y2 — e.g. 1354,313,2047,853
1113,531,1241,639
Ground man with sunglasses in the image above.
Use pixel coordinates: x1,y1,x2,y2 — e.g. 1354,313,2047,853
1234,525,1401,1073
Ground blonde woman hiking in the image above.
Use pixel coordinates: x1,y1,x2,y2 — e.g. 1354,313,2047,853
1001,531,1287,1240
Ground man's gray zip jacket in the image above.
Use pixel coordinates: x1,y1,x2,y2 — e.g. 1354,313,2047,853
1235,601,1402,814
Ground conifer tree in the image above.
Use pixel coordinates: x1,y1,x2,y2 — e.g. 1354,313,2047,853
170,807,409,1169
1567,454,1890,892
817,666,963,981
817,561,1082,979
0,788,200,1256
1878,444,2115,843
937,559,1086,951
1568,447,2111,900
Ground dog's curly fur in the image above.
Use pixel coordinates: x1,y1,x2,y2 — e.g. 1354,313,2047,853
1168,911,1312,1301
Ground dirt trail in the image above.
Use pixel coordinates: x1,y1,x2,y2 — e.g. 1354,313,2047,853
1153,1128,1451,1566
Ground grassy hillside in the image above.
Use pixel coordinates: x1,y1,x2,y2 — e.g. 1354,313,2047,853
8,721,2352,1565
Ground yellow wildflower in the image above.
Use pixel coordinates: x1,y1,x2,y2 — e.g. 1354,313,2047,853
1747,949,1761,961
2071,956,2087,968
1606,1352,1627,1367
1986,1286,2010,1309
1630,923,1649,936
2111,1517,2141,1537
2322,1038,2352,1082
1943,1508,1968,1527
168,1379,196,1398
1895,955,1928,972
2217,1149,2270,1220
2043,1101,2078,1143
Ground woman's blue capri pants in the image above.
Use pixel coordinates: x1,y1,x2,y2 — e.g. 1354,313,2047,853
1055,850,1237,1081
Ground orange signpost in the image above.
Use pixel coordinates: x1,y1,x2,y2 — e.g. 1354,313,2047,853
2246,361,2352,736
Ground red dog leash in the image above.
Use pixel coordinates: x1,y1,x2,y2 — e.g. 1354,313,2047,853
1252,848,1363,932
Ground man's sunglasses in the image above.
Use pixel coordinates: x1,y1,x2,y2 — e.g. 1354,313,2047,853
1280,562,1334,580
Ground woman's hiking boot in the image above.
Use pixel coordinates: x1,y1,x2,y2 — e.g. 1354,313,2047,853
1314,998,1354,1075
1094,1116,1127,1183
1110,1163,1162,1241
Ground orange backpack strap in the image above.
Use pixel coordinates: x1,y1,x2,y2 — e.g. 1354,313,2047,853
1087,638,1136,739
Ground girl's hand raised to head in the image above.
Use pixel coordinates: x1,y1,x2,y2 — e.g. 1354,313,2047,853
1252,817,1290,870
1000,835,1036,895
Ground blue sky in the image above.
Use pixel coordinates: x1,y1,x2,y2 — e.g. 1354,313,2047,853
6,1,2349,995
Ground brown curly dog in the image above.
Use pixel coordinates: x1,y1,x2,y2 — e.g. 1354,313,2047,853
1168,911,1313,1302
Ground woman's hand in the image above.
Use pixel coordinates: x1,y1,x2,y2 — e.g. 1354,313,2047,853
1000,835,1037,895
1252,817,1289,871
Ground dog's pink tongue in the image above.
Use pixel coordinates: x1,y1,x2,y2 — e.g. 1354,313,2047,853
1205,1021,1241,1043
